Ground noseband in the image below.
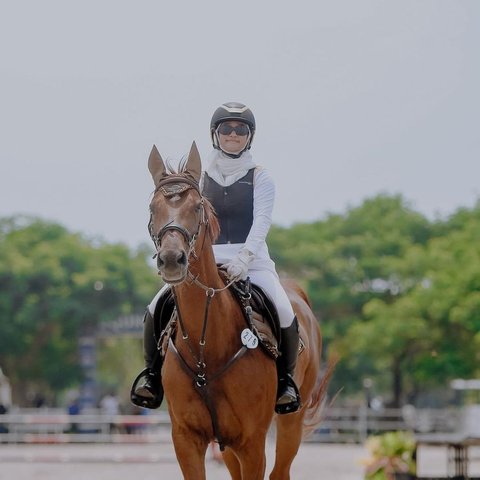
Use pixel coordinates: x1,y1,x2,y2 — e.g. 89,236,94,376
148,175,205,253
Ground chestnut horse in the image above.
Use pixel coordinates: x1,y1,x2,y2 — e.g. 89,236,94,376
147,142,332,480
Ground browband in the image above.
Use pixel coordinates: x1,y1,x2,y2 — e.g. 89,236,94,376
155,175,201,197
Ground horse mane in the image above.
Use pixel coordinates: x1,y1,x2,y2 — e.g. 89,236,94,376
203,196,220,244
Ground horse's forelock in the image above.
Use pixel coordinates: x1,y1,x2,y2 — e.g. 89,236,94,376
166,157,182,174
177,156,188,174
165,155,195,175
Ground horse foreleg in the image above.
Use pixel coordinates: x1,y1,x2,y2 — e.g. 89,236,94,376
269,412,304,480
172,427,208,480
233,436,268,480
222,447,242,480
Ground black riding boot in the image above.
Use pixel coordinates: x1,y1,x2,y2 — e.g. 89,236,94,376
130,310,164,409
275,316,301,414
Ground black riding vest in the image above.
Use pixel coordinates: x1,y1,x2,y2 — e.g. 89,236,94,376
202,169,255,244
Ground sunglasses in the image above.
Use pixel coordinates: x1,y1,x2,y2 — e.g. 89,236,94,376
217,123,250,136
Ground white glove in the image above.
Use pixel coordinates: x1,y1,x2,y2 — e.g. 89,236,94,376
222,249,255,282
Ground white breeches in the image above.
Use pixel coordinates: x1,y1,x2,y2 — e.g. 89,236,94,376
148,270,295,328
247,270,295,328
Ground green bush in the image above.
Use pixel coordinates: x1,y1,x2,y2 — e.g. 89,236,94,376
363,431,416,480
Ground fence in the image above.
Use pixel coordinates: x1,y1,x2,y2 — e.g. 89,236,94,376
0,406,462,444
0,408,171,444
309,406,461,443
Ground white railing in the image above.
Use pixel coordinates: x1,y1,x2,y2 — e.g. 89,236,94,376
308,406,461,443
0,407,462,444
0,409,172,444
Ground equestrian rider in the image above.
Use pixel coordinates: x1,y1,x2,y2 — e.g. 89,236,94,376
131,102,301,415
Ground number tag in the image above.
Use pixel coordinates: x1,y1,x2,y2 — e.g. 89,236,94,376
241,328,258,349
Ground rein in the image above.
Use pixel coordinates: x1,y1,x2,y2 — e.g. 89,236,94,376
187,270,236,294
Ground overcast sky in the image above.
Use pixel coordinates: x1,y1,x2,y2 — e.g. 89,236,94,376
1,1,479,248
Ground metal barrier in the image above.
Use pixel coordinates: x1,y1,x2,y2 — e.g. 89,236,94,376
0,409,172,444
0,406,462,444
308,406,461,443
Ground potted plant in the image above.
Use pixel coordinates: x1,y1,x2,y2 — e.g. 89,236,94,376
363,431,416,480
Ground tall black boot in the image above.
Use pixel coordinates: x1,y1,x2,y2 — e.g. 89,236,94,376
130,310,164,409
275,316,301,414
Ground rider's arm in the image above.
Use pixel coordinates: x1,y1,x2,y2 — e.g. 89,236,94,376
243,167,275,258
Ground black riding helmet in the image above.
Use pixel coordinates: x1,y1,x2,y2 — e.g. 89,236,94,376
210,102,256,157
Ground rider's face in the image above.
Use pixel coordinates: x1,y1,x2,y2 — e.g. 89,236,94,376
217,121,250,155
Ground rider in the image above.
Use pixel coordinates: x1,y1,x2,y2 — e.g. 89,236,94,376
131,102,301,414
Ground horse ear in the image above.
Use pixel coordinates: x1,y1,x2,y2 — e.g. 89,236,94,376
184,141,202,183
148,145,167,187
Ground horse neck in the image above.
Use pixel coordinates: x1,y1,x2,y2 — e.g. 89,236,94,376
174,232,243,351
186,227,223,291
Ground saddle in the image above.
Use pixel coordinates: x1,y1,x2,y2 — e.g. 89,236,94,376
231,278,280,359
152,276,281,360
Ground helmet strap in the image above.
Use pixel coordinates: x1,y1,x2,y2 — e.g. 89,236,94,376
212,130,253,158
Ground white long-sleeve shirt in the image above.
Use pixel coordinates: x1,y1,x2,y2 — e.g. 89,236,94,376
201,166,277,274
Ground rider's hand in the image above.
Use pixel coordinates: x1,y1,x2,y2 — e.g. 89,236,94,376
222,249,254,282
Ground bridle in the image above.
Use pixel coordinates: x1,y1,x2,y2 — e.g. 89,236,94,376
148,175,206,257
149,174,236,293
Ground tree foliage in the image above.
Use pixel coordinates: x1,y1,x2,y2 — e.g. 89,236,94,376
269,195,480,405
0,216,157,403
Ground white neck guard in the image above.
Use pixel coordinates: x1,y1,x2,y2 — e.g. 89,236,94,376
205,150,256,187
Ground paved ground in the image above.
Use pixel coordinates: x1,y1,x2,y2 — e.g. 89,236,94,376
0,441,365,480
0,440,479,479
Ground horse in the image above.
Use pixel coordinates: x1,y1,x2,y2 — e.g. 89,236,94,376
147,142,333,480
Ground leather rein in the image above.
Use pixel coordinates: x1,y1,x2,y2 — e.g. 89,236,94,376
149,175,248,451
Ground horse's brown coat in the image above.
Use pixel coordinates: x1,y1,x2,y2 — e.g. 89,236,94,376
147,143,332,480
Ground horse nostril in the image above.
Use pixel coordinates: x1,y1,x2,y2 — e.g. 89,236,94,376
157,250,186,270
177,251,187,266
157,255,165,269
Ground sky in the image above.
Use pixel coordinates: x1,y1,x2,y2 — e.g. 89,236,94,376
1,1,479,248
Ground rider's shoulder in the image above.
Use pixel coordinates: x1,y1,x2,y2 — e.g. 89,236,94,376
254,165,274,184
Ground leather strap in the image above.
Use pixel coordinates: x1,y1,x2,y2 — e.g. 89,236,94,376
168,338,248,451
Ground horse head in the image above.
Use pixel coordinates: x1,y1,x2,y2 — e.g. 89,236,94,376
147,142,218,284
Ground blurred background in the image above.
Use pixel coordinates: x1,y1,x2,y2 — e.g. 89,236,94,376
0,1,479,475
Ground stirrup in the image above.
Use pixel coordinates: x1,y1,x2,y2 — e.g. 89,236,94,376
130,368,163,409
275,375,301,415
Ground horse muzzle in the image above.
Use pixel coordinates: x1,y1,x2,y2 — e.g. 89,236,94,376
156,248,188,284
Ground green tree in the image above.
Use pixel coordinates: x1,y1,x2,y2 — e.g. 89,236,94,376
269,194,432,399
0,216,157,404
343,206,480,404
